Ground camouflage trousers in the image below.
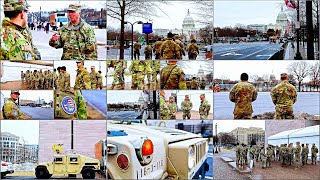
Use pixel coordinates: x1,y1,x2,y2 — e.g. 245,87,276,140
152,71,159,86
135,72,145,90
234,113,252,119
199,113,208,120
236,155,240,166
111,83,125,90
295,155,301,167
288,154,294,165
145,53,152,60
91,83,97,90
134,51,140,60
182,111,191,119
155,53,161,60
112,73,125,87
161,114,169,120
274,107,294,119
147,74,151,85
188,53,197,60
266,157,271,167
311,154,317,164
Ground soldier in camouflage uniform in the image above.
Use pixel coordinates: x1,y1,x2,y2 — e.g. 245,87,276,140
97,71,103,89
38,69,44,89
260,147,267,168
191,77,198,90
186,78,191,90
48,70,53,89
160,60,186,89
174,35,185,59
153,38,163,59
255,145,260,162
266,146,273,167
59,66,70,91
2,90,22,119
301,144,307,166
236,143,241,166
129,60,152,90
49,4,97,60
33,70,39,89
144,44,152,60
240,144,246,168
270,73,297,119
134,41,141,60
0,0,41,60
25,70,30,89
199,94,211,120
20,71,25,85
54,90,87,119
160,91,169,119
160,32,181,59
200,78,206,90
281,144,288,166
74,61,91,89
249,145,255,166
151,60,160,88
305,144,309,165
295,142,301,168
108,60,127,90
90,66,100,90
288,143,294,166
53,68,59,89
186,39,199,60
168,96,177,119
311,144,318,164
229,73,258,119
181,95,193,119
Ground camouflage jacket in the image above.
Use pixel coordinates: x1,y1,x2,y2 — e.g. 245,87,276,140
153,41,163,55
181,100,193,111
2,98,22,119
134,43,141,52
160,64,186,89
168,102,177,115
199,99,210,115
270,80,297,107
160,38,181,59
160,96,169,116
74,67,91,90
90,71,100,84
229,81,258,115
186,43,199,55
311,146,318,155
1,18,41,60
294,145,301,156
49,19,97,60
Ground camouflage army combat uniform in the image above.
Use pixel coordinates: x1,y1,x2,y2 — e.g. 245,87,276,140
270,75,297,119
199,95,211,120
186,42,199,60
160,38,181,59
74,66,91,90
59,71,71,91
151,60,160,87
90,70,101,90
236,144,241,166
168,97,177,119
294,143,301,167
266,147,273,167
144,45,152,60
109,60,126,90
181,96,193,119
311,144,318,164
49,5,97,60
191,78,198,90
200,79,206,90
54,90,87,119
2,98,22,119
160,62,186,89
160,93,169,120
174,37,185,59
54,71,59,89
96,72,103,89
153,40,163,59
134,42,141,60
130,60,152,90
229,81,258,119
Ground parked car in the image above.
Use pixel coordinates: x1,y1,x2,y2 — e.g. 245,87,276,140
1,161,14,178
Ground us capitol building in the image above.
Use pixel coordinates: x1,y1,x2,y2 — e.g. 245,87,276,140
153,9,199,41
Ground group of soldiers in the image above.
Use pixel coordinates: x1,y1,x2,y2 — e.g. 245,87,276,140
107,60,159,90
160,91,211,120
133,32,200,60
54,61,103,90
186,77,207,90
235,143,318,169
229,72,297,119
21,70,53,89
0,1,97,60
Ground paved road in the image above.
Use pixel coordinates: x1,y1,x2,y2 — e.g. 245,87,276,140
107,111,142,120
107,45,207,60
82,90,107,117
214,92,320,119
213,42,284,60
31,30,107,60
20,106,54,120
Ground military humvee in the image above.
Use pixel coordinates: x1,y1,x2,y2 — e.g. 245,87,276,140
107,120,209,179
35,144,101,179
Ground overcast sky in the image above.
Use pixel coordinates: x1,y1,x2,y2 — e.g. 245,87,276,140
214,60,315,81
107,90,144,103
107,1,212,32
213,120,265,134
1,90,53,102
28,0,105,12
1,120,39,144
214,0,295,27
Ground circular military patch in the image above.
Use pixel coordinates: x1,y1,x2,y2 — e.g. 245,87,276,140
61,96,77,115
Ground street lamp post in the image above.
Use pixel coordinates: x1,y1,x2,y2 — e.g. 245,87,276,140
124,21,143,60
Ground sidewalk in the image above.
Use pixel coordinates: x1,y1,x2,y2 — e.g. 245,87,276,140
285,42,319,60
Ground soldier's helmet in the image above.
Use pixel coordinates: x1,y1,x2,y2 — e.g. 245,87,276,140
11,90,20,95
67,4,81,11
3,0,30,11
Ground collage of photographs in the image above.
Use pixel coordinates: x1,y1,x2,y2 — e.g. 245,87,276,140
0,0,319,180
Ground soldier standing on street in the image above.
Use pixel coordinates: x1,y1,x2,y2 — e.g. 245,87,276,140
160,60,186,89
90,66,100,90
97,71,103,89
186,39,199,60
200,78,206,90
60,66,70,91
109,60,127,90
144,44,152,60
1,0,41,60
249,145,255,165
74,61,91,89
25,70,30,89
191,77,198,90
49,4,97,60
134,41,141,60
153,38,163,59
168,96,177,119
174,35,185,59
160,91,169,120
229,73,258,119
260,147,267,168
199,94,211,120
311,144,318,164
181,95,193,119
270,73,297,119
294,142,301,168
160,32,181,59
2,90,22,119
39,69,44,89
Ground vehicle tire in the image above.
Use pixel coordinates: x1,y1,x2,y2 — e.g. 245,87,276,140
35,167,49,179
82,168,95,179
1,173,5,179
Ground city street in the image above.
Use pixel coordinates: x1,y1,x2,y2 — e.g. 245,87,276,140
214,92,320,119
20,106,54,120
107,111,142,120
213,42,284,60
31,30,106,60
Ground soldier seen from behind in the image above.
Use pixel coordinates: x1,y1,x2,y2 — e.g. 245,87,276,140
160,60,186,89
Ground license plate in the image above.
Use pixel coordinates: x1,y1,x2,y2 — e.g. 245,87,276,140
137,159,164,178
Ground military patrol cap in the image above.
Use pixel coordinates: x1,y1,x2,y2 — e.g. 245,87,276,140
281,73,288,78
200,94,205,97
76,60,84,64
3,0,30,11
67,4,81,11
185,95,189,98
11,90,20,95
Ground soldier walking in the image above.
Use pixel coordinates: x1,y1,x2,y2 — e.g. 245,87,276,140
74,61,91,90
134,41,141,60
174,35,185,59
144,44,152,60
186,39,199,60
153,38,163,59
160,32,181,59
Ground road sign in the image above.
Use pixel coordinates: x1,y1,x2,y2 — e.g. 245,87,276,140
142,23,152,34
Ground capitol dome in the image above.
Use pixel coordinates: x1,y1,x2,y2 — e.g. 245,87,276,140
182,9,195,29
276,6,288,23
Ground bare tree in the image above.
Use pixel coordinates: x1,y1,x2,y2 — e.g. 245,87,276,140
191,0,214,26
107,0,169,59
309,62,320,89
287,61,310,91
